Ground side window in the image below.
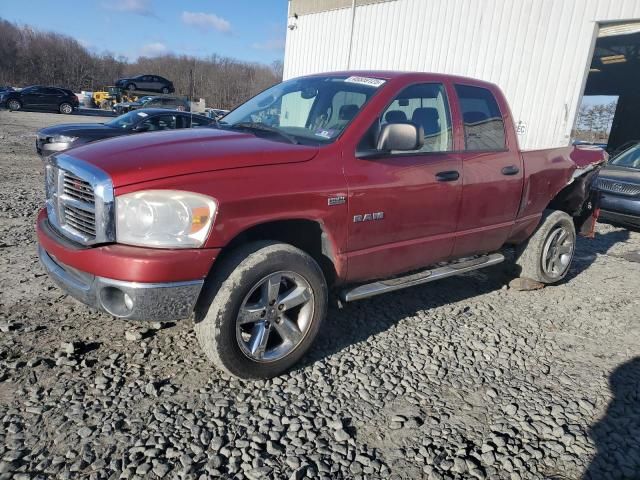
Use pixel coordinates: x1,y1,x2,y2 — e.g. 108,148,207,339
141,115,176,131
380,83,453,153
190,117,209,127
176,116,189,128
455,84,506,151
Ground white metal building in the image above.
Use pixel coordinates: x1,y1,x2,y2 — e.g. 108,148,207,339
283,0,640,151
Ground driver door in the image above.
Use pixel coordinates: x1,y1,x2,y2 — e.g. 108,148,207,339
344,83,463,282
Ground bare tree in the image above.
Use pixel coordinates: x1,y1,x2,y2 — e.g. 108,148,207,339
0,18,282,109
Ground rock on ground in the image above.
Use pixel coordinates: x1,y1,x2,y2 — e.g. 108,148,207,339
1,110,640,479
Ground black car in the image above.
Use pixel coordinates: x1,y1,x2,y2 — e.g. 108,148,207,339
35,109,214,158
112,95,154,114
596,142,640,229
114,95,189,115
115,75,175,94
1,86,79,114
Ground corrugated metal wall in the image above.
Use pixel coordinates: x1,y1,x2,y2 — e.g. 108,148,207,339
284,0,640,150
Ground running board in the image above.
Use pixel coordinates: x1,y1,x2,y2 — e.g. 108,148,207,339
340,253,505,302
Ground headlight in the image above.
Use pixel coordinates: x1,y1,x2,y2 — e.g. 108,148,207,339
49,134,77,143
116,190,217,248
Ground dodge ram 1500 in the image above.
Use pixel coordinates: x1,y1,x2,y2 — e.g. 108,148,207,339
37,71,605,378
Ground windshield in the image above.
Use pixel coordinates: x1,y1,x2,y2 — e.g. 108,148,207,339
220,75,386,144
610,143,640,169
105,110,150,129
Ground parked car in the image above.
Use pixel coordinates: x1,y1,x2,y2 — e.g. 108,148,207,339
115,75,175,94
0,86,79,114
0,86,14,93
112,95,154,115
114,96,189,114
37,71,605,379
595,142,640,229
35,109,214,158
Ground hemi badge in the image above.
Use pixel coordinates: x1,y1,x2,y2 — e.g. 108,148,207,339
328,195,346,206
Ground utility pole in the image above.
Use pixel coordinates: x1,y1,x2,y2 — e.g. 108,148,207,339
347,0,356,69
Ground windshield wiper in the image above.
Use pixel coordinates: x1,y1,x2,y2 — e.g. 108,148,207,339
229,122,298,145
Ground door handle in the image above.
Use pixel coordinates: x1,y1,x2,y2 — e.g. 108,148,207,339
435,170,460,182
501,165,520,176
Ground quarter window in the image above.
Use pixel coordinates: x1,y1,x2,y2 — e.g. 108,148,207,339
380,83,453,153
455,84,506,151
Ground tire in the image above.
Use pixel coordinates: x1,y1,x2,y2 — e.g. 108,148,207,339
194,241,328,379
59,103,73,114
161,87,169,94
514,209,576,284
7,99,20,111
127,83,136,91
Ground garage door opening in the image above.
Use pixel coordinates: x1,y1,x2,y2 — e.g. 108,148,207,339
577,22,640,155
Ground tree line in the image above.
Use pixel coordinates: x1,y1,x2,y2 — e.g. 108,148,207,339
0,18,283,109
572,101,617,144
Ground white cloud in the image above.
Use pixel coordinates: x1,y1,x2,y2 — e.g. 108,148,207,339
139,42,170,57
181,11,231,33
252,37,286,51
104,0,155,17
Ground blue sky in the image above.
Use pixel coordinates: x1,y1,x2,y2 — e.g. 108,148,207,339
0,0,288,64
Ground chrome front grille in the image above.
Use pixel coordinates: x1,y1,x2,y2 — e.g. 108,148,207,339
63,205,96,237
45,154,114,245
596,178,640,196
63,171,95,203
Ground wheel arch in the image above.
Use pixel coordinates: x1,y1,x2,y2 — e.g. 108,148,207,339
546,167,601,236
213,218,341,288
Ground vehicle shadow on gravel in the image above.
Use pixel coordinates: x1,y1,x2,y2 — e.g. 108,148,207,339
299,266,510,368
584,357,640,479
567,228,631,280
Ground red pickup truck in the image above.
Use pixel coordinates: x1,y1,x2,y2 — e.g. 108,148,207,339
37,71,605,378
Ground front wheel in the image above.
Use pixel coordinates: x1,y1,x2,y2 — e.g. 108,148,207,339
127,83,136,91
514,209,576,284
7,99,21,111
59,103,73,114
194,241,327,379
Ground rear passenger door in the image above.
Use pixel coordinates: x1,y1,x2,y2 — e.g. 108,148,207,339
451,83,524,257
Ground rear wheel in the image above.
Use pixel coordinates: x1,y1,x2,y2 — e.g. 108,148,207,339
7,99,20,111
194,241,327,379
515,210,576,284
127,83,136,91
59,102,73,114
161,87,169,94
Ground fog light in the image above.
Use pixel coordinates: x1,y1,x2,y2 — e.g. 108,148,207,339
99,286,134,317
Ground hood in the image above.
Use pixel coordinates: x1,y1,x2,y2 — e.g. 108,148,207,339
598,164,640,184
65,128,319,188
38,123,115,137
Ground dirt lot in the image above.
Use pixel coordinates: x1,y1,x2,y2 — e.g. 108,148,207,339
1,109,640,480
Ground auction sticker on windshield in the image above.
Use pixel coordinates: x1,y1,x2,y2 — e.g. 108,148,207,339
137,112,148,117
344,76,386,88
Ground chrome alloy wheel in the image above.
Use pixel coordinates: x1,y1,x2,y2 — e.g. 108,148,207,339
60,103,73,114
236,271,314,362
541,226,574,279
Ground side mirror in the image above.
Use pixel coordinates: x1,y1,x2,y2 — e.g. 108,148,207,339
376,123,424,152
134,124,149,132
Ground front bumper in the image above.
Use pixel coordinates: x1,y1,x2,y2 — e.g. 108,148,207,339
39,245,204,321
598,192,640,228
37,209,219,321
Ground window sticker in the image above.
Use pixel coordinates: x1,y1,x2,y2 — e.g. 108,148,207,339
137,112,149,117
315,129,336,139
344,76,386,88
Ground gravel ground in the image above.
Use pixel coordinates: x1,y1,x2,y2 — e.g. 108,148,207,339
1,109,640,480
